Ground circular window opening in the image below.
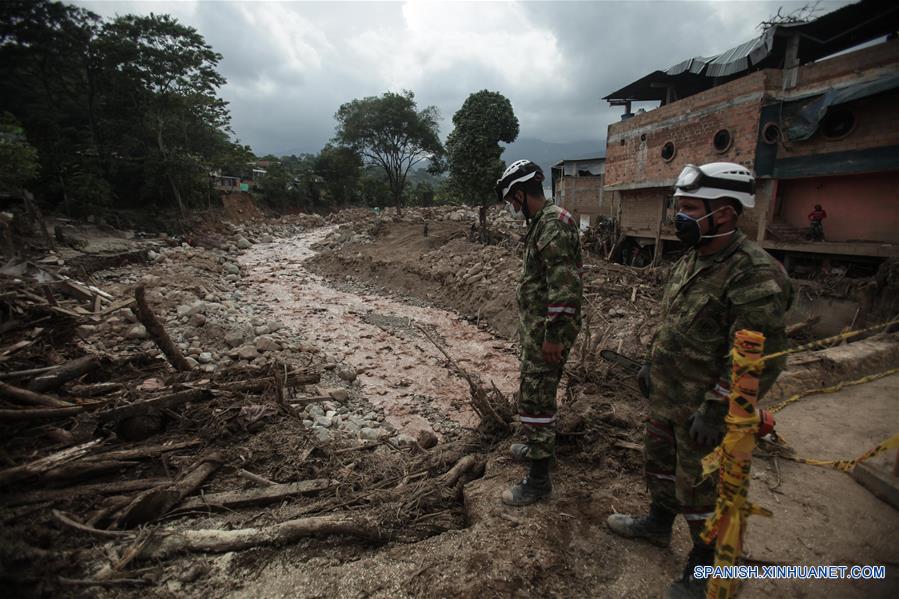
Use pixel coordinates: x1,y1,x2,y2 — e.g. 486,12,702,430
661,141,676,162
712,128,733,153
620,138,626,146
762,122,781,145
821,107,855,140
640,133,647,142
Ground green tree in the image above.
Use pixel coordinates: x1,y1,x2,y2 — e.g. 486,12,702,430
446,90,519,236
316,144,361,206
97,13,231,217
0,113,40,192
333,90,443,214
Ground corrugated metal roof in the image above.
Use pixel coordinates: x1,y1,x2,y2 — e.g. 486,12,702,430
604,1,899,102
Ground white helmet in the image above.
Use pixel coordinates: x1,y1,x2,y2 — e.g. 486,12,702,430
673,162,755,209
495,159,544,203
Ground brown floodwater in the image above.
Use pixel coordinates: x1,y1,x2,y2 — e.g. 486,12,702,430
239,227,519,436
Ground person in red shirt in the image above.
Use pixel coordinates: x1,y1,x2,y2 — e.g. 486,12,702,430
808,204,827,241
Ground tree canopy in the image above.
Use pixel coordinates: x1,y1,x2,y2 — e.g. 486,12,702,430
333,90,443,213
445,90,518,234
0,0,244,217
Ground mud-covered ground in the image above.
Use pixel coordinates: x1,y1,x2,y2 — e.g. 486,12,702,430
1,205,897,598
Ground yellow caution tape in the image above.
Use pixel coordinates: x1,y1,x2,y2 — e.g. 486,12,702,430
702,330,769,599
780,432,899,473
769,367,899,414
761,317,899,365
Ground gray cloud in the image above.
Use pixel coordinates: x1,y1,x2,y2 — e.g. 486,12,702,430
76,1,850,155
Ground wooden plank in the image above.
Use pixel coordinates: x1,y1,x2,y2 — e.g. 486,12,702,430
177,479,334,511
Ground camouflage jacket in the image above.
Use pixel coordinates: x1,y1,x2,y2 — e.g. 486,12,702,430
517,202,584,367
649,231,793,412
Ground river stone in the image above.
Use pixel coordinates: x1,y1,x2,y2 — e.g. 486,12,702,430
314,415,333,428
359,427,382,441
326,388,348,402
306,404,325,419
254,335,281,352
313,428,331,443
125,324,148,339
224,262,240,275
337,366,357,383
197,352,214,364
236,345,258,360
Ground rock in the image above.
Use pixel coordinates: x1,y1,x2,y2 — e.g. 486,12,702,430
139,274,161,287
224,262,240,275
75,324,97,338
236,236,252,249
254,335,281,352
359,427,382,441
313,428,331,443
177,301,206,317
305,404,325,419
395,434,417,447
147,249,161,262
254,324,270,336
322,400,341,412
198,352,214,364
326,388,349,402
184,357,200,369
416,430,438,449
259,233,274,243
337,366,357,383
267,321,284,333
190,313,207,327
125,324,148,339
236,345,259,360
314,415,333,428
225,330,247,348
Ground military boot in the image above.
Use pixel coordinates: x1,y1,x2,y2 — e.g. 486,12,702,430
501,458,552,506
606,504,675,547
666,542,715,599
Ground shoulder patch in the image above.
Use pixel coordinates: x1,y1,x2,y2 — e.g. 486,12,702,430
557,208,576,227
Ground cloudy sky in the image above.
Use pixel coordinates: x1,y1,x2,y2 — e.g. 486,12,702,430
76,0,848,157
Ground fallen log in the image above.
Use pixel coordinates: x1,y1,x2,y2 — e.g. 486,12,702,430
0,406,84,420
135,515,383,559
86,439,202,462
0,380,75,408
176,479,334,512
68,382,124,397
0,439,102,486
217,372,321,393
237,468,276,487
27,355,100,393
96,388,212,423
114,452,223,528
132,285,192,371
1,477,171,507
42,460,138,484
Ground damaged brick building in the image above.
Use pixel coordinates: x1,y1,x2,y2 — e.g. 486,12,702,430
601,0,899,267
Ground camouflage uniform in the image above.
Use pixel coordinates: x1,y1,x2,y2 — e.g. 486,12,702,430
516,203,583,460
646,231,793,531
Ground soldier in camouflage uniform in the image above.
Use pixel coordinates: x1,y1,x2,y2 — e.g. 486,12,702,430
607,163,793,599
494,160,583,506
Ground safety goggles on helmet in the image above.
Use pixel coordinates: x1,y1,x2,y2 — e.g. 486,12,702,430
674,164,755,195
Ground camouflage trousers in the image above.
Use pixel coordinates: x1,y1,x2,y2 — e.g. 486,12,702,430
644,407,717,540
516,352,569,461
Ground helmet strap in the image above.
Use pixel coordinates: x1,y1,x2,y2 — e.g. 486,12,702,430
700,198,718,243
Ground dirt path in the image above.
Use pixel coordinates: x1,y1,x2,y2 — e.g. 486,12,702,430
238,227,519,438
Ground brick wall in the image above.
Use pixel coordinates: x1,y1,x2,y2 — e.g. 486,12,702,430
558,177,608,214
604,72,770,188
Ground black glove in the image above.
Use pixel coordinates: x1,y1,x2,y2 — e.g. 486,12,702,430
687,403,726,446
637,363,651,398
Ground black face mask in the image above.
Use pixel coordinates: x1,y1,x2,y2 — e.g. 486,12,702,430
674,207,730,247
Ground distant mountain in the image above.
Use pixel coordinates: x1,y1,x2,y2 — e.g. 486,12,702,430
500,137,605,174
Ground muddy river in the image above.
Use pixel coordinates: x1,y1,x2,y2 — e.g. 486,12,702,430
239,227,520,437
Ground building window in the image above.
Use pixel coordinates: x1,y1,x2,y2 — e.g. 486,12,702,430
820,107,855,140
762,122,780,145
661,141,676,162
712,128,733,153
